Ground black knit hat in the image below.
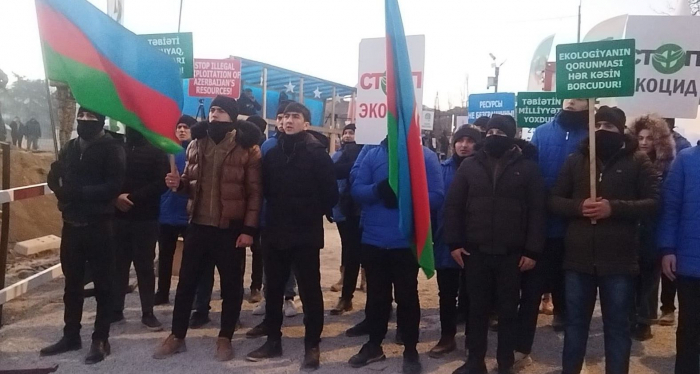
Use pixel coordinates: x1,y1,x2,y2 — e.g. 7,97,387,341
343,123,356,133
452,125,482,146
486,114,517,139
177,115,197,128
247,115,268,134
595,106,627,133
284,102,311,123
77,106,106,126
210,95,239,122
473,116,490,130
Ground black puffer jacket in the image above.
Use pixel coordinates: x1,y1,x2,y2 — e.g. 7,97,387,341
115,130,169,221
48,133,126,224
549,135,660,275
263,131,338,249
443,140,546,259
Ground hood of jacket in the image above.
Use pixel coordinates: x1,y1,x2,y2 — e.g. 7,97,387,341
189,120,260,149
630,115,676,174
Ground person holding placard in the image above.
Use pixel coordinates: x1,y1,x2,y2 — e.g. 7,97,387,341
550,106,660,374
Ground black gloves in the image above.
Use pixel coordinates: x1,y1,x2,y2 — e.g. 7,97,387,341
376,179,398,209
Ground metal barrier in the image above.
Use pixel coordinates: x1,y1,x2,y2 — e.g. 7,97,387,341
0,142,56,327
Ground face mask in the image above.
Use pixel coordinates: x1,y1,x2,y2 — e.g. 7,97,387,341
484,136,513,158
208,121,235,144
77,120,104,141
595,131,624,161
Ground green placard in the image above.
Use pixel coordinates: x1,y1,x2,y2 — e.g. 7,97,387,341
516,92,562,128
556,39,636,99
140,32,194,79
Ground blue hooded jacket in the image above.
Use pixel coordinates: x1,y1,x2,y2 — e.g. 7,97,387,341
331,148,347,222
531,112,588,238
657,146,700,278
159,141,190,226
432,156,461,269
351,141,444,249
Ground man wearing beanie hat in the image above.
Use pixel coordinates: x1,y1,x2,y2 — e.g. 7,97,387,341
155,115,195,306
43,106,126,364
515,98,590,356
444,114,545,374
473,116,491,135
549,105,659,374
428,125,482,360
329,123,364,315
247,102,337,370
155,97,263,362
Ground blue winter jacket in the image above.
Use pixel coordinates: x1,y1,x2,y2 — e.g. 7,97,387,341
657,146,700,278
331,148,347,222
531,113,588,238
351,142,444,249
159,141,190,226
433,156,461,269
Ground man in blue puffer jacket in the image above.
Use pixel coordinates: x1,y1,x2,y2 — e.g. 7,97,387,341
519,99,589,338
155,115,196,305
428,125,481,359
347,137,444,374
657,145,700,374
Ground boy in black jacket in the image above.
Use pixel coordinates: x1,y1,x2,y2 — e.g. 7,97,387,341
112,127,169,330
43,107,126,364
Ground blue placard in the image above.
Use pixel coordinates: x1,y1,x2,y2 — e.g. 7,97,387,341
467,93,516,123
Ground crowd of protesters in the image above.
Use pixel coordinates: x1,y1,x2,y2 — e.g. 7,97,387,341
41,97,699,374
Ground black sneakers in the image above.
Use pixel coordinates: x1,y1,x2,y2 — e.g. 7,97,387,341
246,339,283,362
246,321,269,339
345,319,370,337
142,313,163,331
301,345,320,371
348,343,386,368
189,311,210,329
40,335,82,356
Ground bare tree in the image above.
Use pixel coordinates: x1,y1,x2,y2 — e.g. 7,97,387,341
691,0,700,14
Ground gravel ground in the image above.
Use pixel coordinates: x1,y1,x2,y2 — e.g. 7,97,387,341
0,222,677,373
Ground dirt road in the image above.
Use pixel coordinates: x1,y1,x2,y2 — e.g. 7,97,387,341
0,223,676,373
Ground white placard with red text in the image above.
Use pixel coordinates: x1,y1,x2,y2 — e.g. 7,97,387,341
355,35,425,145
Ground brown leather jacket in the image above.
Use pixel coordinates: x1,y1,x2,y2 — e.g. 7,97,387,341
180,121,262,234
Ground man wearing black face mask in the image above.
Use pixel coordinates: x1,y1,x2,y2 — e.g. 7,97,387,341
444,115,546,374
550,106,660,374
155,96,262,362
111,127,169,330
43,107,126,364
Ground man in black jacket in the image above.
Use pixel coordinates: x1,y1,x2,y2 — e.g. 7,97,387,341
444,115,546,374
112,127,169,330
550,106,659,374
247,102,338,370
43,106,126,364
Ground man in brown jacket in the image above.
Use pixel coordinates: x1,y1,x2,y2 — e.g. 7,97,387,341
154,96,262,362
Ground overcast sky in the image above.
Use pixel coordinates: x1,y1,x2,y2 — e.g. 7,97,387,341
2,0,683,104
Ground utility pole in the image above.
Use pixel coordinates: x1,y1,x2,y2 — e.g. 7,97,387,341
577,0,582,42
178,0,184,32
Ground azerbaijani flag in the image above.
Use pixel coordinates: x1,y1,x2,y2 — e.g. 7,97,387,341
385,0,434,278
35,0,183,153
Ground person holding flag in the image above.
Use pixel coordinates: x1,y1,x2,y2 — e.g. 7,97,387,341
444,115,545,374
348,4,444,374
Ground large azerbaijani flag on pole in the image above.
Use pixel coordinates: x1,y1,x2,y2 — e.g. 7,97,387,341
35,0,183,153
385,0,434,278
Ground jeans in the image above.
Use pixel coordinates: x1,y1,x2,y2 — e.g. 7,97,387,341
661,273,677,313
27,135,39,150
337,216,362,301
465,251,521,373
634,255,661,324
60,221,115,341
171,224,245,339
264,243,324,348
113,219,159,315
362,245,420,351
436,268,462,338
516,238,566,354
262,267,297,299
156,224,187,298
676,276,700,374
562,271,635,374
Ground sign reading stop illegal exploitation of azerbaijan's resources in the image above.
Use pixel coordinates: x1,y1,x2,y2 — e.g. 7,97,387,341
556,39,636,99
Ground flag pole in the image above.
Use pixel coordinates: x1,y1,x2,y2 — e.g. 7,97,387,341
38,43,60,158
588,97,597,225
177,0,184,32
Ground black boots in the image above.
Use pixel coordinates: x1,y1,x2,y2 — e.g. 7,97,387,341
40,335,82,356
84,339,111,364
